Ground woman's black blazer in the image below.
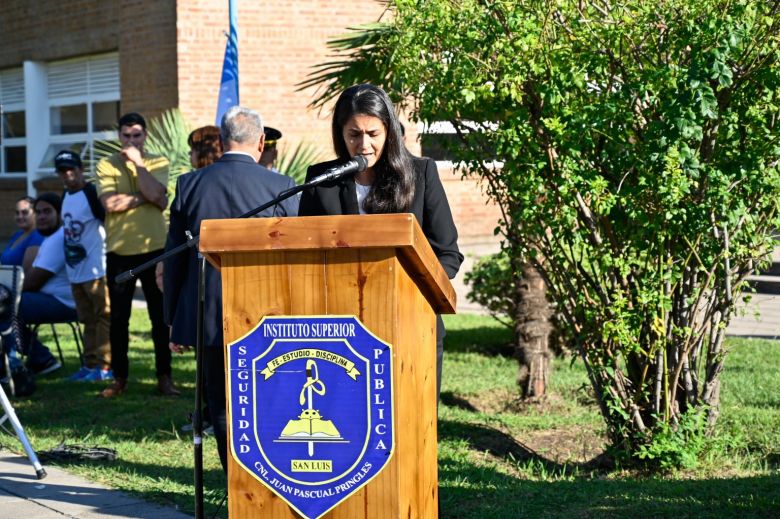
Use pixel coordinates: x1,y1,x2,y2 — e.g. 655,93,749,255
299,156,464,279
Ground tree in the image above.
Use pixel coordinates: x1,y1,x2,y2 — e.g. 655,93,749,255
305,0,780,463
464,249,555,398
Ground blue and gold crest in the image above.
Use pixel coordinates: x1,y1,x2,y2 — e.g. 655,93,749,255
227,315,394,519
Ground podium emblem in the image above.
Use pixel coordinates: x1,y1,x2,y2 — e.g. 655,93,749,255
227,316,394,519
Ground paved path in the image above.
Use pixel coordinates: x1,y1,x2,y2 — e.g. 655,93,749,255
0,451,192,519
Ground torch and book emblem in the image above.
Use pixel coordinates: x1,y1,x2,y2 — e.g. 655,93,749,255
276,360,347,456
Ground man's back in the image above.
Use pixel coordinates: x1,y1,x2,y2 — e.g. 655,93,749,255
164,153,299,347
173,153,296,228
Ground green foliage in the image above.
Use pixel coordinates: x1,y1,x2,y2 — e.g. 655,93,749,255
464,252,517,328
299,20,405,109
635,409,708,470
305,0,780,463
276,140,326,185
143,108,192,189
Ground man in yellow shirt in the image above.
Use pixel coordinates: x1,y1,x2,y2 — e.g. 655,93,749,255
95,112,178,398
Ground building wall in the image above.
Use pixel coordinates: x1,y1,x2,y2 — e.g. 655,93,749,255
175,0,500,243
119,0,179,117
439,165,503,245
176,0,387,158
0,0,119,67
0,0,501,246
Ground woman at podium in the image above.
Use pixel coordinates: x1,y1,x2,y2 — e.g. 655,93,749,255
299,83,463,399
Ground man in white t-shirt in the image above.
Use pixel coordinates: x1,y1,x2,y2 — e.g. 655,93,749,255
55,150,112,382
15,193,79,375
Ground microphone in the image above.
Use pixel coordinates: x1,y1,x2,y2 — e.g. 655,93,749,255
309,155,368,184
113,155,367,284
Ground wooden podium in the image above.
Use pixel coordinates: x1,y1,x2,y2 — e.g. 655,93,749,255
199,214,456,518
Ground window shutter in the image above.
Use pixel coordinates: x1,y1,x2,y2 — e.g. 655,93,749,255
0,68,25,105
48,53,119,98
87,54,120,95
48,60,88,98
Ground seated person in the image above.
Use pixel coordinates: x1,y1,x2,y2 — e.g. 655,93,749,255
3,193,77,376
1,196,44,268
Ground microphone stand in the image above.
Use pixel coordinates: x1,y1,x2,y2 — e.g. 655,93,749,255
194,252,205,519
114,165,355,519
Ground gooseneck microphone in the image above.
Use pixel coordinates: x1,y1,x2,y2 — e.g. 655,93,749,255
309,155,368,184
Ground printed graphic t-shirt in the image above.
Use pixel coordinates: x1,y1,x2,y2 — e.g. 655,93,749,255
62,188,106,283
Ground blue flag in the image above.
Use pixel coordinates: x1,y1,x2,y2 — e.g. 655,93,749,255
215,0,239,125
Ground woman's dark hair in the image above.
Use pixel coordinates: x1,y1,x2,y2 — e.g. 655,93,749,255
16,196,35,206
332,84,415,213
188,125,223,169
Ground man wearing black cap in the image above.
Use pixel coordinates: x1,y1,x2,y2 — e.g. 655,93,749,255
95,112,178,398
258,126,282,172
55,150,112,382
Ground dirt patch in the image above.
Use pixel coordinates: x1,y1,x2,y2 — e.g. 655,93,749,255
453,388,609,469
522,425,607,465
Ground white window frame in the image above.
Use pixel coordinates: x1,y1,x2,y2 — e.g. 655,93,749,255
41,53,120,175
0,67,27,177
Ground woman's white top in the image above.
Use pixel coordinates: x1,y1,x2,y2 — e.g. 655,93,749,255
355,182,372,215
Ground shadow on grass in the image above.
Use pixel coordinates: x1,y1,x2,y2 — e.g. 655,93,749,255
439,419,611,474
439,459,780,519
439,420,780,517
444,326,514,357
440,392,479,412
440,418,538,461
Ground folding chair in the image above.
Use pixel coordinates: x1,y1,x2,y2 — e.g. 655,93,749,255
0,266,24,394
30,321,84,367
0,265,84,369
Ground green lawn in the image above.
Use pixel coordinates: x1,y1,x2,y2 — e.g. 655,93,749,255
1,312,778,518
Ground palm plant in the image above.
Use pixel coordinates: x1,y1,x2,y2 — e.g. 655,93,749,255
276,141,326,185
298,21,399,108
144,108,192,189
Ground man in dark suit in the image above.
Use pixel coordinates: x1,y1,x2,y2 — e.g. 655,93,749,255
163,106,298,471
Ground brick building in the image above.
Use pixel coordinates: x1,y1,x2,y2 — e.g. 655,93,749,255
0,0,500,253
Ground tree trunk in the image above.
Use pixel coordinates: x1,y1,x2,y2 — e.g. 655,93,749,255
516,261,553,398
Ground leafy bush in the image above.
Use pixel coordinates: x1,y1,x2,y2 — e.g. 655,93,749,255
302,0,780,464
635,409,708,470
276,141,326,185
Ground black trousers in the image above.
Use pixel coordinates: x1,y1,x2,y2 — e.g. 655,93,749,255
106,251,171,380
204,345,228,473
